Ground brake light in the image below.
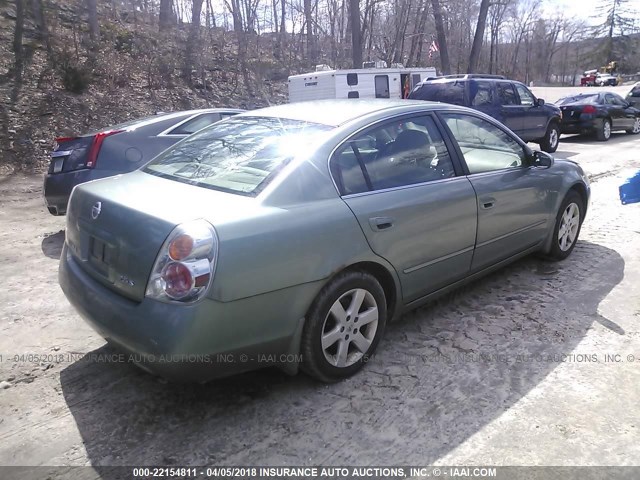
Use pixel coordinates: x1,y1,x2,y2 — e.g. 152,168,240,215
146,220,218,303
86,129,123,168
582,105,597,114
55,136,78,144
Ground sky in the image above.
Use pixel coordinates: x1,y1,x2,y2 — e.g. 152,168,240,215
543,0,638,27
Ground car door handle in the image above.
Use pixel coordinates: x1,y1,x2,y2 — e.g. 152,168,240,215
480,198,496,209
369,217,394,231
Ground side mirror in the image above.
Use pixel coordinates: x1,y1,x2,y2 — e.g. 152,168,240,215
536,98,545,106
532,150,554,168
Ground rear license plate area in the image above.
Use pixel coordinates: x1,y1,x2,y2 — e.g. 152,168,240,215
89,237,111,274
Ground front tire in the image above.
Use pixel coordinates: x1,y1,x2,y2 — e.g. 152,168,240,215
301,270,387,382
539,122,560,153
547,191,584,261
626,117,640,135
595,118,611,141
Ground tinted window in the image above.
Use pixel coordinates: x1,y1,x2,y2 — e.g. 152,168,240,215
348,91,359,98
347,73,358,86
145,117,332,196
515,84,535,106
470,81,494,106
409,81,465,106
442,113,525,174
497,82,518,105
331,116,455,194
557,94,600,105
629,86,640,98
169,113,223,135
609,93,627,106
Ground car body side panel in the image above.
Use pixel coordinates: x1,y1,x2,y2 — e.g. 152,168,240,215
467,166,557,270
342,178,478,302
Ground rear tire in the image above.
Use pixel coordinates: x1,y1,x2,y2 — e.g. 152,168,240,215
300,270,387,382
546,191,585,261
626,117,640,135
595,118,611,141
539,122,560,153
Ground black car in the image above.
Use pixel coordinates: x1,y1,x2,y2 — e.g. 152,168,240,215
626,83,640,108
408,74,562,153
556,92,640,141
43,108,243,215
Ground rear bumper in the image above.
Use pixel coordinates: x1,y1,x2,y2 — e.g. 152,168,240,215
560,117,601,135
59,244,313,382
43,169,117,215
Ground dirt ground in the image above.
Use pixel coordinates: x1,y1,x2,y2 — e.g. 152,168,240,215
0,110,640,476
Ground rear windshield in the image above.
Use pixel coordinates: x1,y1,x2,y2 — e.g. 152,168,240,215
556,95,599,105
144,116,333,196
409,81,465,105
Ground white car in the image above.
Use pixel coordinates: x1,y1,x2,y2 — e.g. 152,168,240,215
595,73,617,86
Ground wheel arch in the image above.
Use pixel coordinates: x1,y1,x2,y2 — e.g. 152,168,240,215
341,261,401,321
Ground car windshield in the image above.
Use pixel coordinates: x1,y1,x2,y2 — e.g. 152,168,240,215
144,116,333,196
556,94,600,105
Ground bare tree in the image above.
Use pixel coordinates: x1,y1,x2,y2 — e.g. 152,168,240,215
430,0,450,74
159,0,174,30
11,0,25,102
350,0,362,67
468,0,490,73
86,0,100,45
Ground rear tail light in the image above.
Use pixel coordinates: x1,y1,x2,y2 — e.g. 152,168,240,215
86,129,123,168
582,105,596,114
146,220,218,303
54,137,78,150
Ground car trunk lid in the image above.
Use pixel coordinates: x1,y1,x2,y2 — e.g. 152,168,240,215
65,171,255,302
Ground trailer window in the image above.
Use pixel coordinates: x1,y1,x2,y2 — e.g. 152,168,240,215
348,91,360,98
347,73,358,86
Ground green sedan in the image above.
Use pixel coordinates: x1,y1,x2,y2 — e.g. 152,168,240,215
59,100,590,382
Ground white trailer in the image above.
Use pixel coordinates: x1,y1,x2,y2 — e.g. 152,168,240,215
287,65,438,103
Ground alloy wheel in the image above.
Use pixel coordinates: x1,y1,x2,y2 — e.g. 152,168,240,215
558,202,580,251
549,128,559,149
603,120,611,139
633,118,640,134
321,288,378,368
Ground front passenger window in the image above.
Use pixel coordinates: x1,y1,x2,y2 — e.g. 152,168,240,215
442,113,526,174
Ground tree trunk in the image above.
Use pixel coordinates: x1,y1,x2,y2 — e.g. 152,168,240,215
304,0,315,65
192,0,204,25
31,0,51,52
86,0,99,43
159,0,173,30
12,0,25,102
468,0,490,73
349,0,362,68
430,0,450,74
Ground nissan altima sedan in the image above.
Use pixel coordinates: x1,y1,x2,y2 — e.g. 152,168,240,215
59,100,590,383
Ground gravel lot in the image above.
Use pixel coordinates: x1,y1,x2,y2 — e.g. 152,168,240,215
1,94,639,476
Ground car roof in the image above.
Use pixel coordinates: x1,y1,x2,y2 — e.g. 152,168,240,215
234,100,451,127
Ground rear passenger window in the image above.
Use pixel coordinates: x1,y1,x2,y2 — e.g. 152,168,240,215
442,113,525,174
470,81,493,106
409,81,465,106
497,83,518,106
331,116,455,195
